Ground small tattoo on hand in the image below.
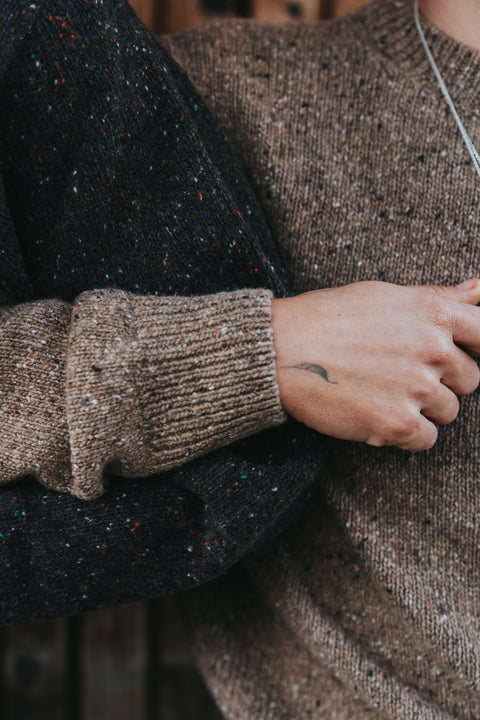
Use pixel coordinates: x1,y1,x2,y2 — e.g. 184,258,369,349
282,363,339,384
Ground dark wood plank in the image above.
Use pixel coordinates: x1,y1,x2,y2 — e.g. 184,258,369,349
150,596,224,720
82,602,147,720
2,617,69,720
145,598,163,720
161,596,195,669
157,0,239,34
128,0,157,31
160,666,225,720
322,0,372,18
251,0,322,21
66,615,84,720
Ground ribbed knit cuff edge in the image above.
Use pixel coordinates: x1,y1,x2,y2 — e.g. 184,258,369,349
65,287,287,500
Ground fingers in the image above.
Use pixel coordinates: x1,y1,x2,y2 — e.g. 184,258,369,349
385,348,478,451
450,304,480,353
367,413,439,453
440,347,480,395
427,278,480,306
378,353,477,451
419,282,480,352
420,384,460,426
399,416,438,452
398,385,460,452
395,349,478,451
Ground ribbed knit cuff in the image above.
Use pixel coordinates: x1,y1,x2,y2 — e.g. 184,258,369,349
65,287,287,500
0,298,73,493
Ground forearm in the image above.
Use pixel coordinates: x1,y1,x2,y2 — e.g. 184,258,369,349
0,416,319,626
0,0,326,626
0,286,286,499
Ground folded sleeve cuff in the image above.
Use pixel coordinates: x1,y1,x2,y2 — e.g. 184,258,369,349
0,299,73,493
65,287,287,500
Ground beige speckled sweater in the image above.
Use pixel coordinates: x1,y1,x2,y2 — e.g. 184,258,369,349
0,288,285,500
1,0,292,505
2,0,479,714
156,1,480,717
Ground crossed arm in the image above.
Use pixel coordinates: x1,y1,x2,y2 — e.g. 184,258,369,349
0,0,321,625
1,0,480,627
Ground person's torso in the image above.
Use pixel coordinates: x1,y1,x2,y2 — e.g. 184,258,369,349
166,3,480,716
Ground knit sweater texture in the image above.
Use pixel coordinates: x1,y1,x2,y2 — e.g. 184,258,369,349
1,0,479,717
158,2,480,718
0,0,321,621
1,1,288,501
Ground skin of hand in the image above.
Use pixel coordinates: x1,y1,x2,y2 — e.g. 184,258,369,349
271,279,480,452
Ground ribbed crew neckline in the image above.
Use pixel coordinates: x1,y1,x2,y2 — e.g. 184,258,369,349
363,0,480,101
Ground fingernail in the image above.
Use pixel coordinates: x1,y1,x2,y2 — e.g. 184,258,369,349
457,278,478,289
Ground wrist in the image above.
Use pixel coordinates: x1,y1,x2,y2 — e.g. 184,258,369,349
271,296,299,414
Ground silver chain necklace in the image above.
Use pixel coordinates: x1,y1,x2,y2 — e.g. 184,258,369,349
413,0,480,179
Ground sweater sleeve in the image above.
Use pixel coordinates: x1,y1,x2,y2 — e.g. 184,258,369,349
0,0,290,500
0,1,323,622
0,286,285,501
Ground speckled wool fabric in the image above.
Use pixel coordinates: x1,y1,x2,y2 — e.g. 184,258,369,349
0,0,322,621
0,0,290,501
158,2,480,718
66,288,283,499
2,0,480,716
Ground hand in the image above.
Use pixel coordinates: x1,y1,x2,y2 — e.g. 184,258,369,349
271,279,480,452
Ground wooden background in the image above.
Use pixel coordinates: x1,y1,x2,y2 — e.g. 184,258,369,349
0,596,223,720
1,1,372,718
130,0,371,34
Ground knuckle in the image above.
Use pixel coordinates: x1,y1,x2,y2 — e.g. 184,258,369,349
474,365,480,391
417,373,439,400
418,427,438,452
447,361,480,396
428,297,453,328
442,394,460,424
365,434,384,448
403,416,438,452
385,412,417,444
428,335,454,365
468,364,480,393
407,422,438,452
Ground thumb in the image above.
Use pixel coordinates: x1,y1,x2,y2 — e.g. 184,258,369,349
424,278,480,305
